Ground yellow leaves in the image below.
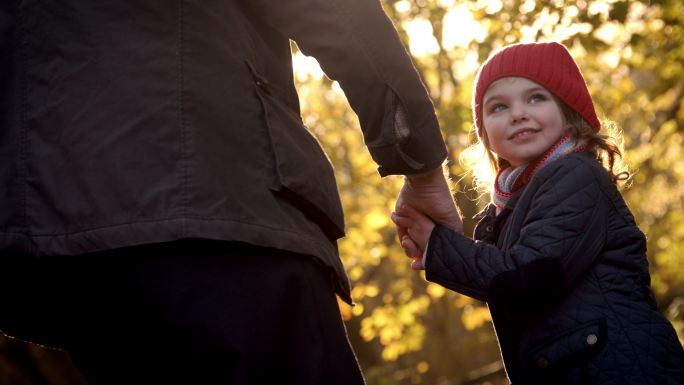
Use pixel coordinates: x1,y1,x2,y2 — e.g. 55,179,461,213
404,18,440,57
380,323,427,362
426,283,446,299
338,297,353,321
651,274,668,298
365,285,381,298
653,122,683,167
653,215,684,286
666,299,684,346
342,284,382,319
596,48,623,69
351,284,381,301
461,305,492,331
393,0,411,14
518,0,536,15
360,309,386,342
360,297,431,361
365,208,390,231
379,323,402,345
453,293,474,308
478,0,503,15
349,266,364,281
291,51,324,82
594,21,630,46
587,1,611,18
442,4,487,49
416,361,430,374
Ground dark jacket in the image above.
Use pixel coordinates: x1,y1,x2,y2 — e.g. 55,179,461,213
0,0,447,302
426,153,684,385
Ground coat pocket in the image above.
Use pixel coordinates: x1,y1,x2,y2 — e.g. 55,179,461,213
247,62,345,240
524,318,606,381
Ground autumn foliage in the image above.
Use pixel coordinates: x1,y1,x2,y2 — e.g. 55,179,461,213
3,1,684,385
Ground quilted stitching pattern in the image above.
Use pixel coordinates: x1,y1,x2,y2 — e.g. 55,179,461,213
425,153,684,385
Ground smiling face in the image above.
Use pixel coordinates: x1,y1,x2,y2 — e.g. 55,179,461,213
481,77,567,168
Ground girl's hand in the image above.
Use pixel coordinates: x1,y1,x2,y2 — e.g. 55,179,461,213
400,235,425,270
393,166,462,264
391,204,436,270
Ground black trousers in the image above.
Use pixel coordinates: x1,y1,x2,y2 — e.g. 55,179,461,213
0,240,365,385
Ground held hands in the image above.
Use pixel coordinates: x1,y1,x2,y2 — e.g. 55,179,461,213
393,165,463,270
391,204,436,270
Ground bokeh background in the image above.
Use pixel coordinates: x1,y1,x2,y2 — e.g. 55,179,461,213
2,1,683,384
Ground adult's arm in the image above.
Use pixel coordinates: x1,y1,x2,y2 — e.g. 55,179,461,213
246,0,447,176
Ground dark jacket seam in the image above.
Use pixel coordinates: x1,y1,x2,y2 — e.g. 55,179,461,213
177,0,189,234
18,4,30,238
2,216,326,239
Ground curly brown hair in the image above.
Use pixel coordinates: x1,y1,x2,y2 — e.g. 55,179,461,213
557,97,630,184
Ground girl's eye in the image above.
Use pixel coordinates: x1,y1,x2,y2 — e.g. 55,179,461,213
529,93,547,103
489,103,507,113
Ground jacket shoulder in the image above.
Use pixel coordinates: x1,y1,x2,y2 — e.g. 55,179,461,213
530,152,613,193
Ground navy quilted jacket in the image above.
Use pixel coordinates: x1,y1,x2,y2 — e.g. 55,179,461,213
425,152,684,385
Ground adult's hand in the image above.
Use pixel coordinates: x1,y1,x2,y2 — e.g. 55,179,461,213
395,165,463,266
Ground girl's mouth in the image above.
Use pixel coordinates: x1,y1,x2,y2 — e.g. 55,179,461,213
509,129,539,140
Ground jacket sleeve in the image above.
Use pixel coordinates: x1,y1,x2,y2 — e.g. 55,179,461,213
425,157,608,303
246,0,447,176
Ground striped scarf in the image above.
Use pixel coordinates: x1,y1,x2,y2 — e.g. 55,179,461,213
492,135,587,210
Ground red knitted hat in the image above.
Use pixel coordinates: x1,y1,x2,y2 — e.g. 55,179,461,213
473,42,600,136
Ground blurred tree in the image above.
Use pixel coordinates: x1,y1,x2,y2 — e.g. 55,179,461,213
293,1,684,384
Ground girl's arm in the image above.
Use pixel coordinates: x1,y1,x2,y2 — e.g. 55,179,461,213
425,156,608,304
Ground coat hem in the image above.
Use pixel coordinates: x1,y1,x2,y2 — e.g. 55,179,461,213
0,218,353,304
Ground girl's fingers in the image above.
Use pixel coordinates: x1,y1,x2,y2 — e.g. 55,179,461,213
410,257,425,271
400,203,430,223
401,235,421,258
390,212,413,228
392,212,426,267
396,222,408,239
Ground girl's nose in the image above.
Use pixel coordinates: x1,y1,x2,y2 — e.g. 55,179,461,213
509,102,528,123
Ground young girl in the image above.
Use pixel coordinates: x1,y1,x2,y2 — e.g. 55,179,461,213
392,42,684,385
